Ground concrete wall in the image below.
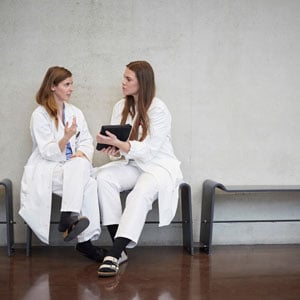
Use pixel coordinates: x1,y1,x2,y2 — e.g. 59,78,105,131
1,0,300,247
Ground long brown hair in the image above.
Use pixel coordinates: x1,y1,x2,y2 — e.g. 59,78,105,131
121,61,155,141
36,66,72,128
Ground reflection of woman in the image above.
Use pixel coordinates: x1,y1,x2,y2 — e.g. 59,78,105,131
19,66,105,262
94,61,183,277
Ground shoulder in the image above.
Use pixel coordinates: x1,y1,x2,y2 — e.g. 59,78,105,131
31,105,50,121
32,105,46,115
112,98,125,114
113,98,125,109
149,97,170,114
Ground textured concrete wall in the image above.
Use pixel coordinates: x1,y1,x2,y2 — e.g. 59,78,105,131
1,0,300,247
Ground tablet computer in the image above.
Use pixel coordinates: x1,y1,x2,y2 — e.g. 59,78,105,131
96,124,132,150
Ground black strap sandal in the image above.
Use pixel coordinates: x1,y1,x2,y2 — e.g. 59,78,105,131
63,217,90,242
98,256,119,277
76,244,108,263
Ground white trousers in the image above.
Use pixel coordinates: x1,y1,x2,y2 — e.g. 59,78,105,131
96,161,159,248
52,157,101,243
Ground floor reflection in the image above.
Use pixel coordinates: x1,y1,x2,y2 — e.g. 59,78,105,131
8,246,193,300
22,274,50,300
8,245,300,300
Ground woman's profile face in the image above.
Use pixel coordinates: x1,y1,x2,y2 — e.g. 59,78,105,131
122,67,139,99
52,77,73,102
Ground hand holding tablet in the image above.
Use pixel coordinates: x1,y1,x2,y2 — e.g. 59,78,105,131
96,124,132,151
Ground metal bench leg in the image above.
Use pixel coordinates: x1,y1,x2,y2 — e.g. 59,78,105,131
180,182,194,255
24,194,62,256
26,225,32,256
0,179,15,256
200,179,224,254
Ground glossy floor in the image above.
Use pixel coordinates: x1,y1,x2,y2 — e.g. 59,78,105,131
1,245,300,299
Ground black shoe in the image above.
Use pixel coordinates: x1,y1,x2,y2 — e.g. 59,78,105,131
76,242,108,263
62,217,90,242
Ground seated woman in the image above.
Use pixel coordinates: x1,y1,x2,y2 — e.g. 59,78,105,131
94,60,183,277
19,66,105,262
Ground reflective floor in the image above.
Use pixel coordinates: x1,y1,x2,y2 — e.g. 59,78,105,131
1,245,300,299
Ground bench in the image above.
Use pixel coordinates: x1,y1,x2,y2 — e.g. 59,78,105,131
200,179,300,254
26,182,194,256
0,178,15,256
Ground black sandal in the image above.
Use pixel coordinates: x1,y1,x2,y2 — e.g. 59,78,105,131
76,243,108,262
63,217,89,242
98,256,119,277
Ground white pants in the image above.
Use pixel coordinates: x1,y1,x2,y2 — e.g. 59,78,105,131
52,157,101,243
96,161,159,248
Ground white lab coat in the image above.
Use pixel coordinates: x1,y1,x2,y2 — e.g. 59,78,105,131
19,103,99,244
96,97,183,227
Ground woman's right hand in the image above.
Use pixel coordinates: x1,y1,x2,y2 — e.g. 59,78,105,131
100,146,120,156
59,116,77,152
64,116,77,140
96,130,131,154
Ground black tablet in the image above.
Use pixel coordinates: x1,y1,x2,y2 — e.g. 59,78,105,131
96,124,132,150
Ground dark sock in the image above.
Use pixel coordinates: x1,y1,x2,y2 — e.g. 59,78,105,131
58,211,72,232
107,237,131,259
107,224,118,242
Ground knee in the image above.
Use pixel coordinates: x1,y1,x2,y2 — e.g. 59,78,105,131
96,168,117,189
70,157,90,171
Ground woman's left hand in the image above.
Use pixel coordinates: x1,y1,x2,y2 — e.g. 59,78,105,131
96,131,118,148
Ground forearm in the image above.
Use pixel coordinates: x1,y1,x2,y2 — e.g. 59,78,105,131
115,140,131,154
58,136,69,152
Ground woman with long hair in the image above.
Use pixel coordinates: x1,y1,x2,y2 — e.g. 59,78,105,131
95,61,183,277
19,66,106,262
